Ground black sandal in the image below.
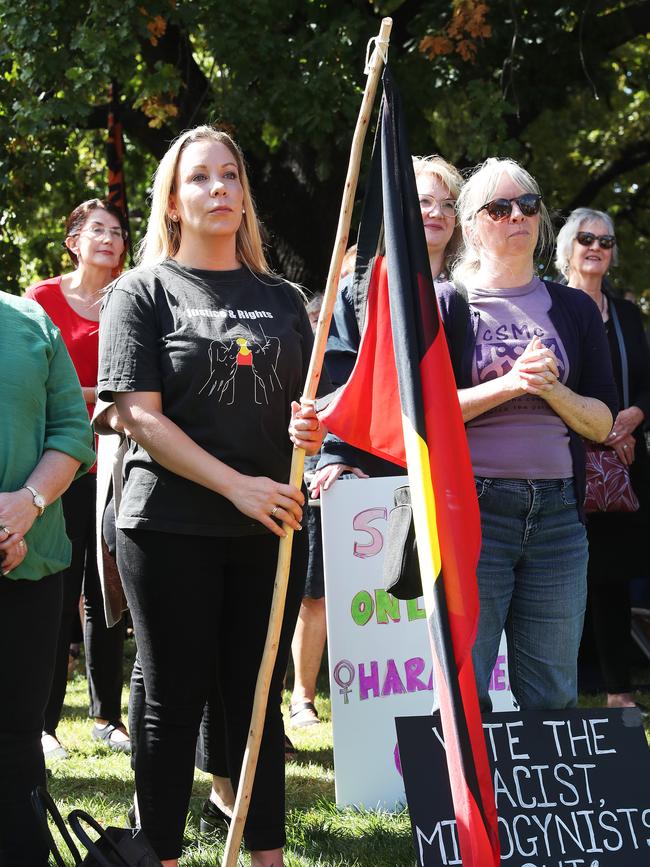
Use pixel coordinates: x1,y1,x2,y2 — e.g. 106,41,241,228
199,799,232,835
289,700,320,728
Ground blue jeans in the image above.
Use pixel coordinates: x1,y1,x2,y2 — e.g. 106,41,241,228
472,477,588,712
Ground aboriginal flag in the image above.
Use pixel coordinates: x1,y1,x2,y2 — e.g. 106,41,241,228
320,69,500,866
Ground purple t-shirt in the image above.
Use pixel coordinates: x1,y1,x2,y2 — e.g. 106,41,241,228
466,277,573,479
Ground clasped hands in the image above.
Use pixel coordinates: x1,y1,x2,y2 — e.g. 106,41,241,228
0,490,33,576
510,339,642,467
508,335,561,396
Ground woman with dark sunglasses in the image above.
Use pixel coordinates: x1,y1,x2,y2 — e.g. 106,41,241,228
556,208,650,713
435,158,618,712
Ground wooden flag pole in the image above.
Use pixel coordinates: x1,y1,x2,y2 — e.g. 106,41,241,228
222,17,392,866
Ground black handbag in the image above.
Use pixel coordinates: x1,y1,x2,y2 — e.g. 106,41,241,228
383,485,422,600
31,786,83,867
68,810,162,867
31,787,162,867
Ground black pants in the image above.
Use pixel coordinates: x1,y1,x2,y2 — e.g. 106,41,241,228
44,474,125,733
127,653,144,772
0,572,62,866
130,650,228,776
195,682,229,776
587,580,633,694
117,528,307,859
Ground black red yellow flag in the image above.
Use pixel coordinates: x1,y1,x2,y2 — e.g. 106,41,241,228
321,69,500,866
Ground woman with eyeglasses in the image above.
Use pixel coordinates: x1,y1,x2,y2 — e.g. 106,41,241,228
26,199,132,758
311,154,464,495
556,208,650,712
436,158,618,712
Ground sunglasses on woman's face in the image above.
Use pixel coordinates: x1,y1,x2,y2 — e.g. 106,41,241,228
476,193,542,221
576,231,616,250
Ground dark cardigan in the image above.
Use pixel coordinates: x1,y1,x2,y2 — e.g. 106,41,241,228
436,279,619,521
319,277,619,521
602,292,650,484
586,292,650,581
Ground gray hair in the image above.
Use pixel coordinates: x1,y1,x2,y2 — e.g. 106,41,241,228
305,292,323,317
555,207,618,277
451,157,554,286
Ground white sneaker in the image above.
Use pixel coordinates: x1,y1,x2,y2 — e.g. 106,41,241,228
41,732,69,761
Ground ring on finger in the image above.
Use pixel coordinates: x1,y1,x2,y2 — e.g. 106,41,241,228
18,539,26,549
623,444,629,450
271,505,280,517
0,525,10,535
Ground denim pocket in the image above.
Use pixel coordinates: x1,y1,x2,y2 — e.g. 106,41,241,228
474,477,493,500
560,478,578,506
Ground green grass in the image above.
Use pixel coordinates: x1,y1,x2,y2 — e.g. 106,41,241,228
45,641,650,866
46,641,414,866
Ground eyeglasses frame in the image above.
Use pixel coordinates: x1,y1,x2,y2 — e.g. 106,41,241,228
476,193,543,222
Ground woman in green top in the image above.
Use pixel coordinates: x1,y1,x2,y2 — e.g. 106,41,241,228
0,290,95,867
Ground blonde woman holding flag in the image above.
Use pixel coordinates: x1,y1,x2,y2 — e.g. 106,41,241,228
98,126,325,867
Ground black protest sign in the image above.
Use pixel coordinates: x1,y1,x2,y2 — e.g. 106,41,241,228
397,709,650,867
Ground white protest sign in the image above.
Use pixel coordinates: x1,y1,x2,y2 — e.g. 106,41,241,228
322,475,514,810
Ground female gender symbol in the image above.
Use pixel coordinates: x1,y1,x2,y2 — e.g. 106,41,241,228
333,659,356,704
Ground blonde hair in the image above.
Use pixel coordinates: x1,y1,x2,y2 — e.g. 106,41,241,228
555,207,618,277
412,155,464,272
412,154,463,199
139,125,270,273
451,157,554,286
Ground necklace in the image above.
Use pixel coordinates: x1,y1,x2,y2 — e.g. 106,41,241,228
70,288,103,303
598,292,608,319
61,281,103,321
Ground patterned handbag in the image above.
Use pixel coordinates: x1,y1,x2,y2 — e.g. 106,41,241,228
584,442,639,513
584,297,639,514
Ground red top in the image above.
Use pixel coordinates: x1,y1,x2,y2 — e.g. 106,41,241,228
26,276,99,471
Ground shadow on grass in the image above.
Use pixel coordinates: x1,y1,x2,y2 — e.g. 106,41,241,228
49,774,134,804
59,701,91,722
291,747,334,769
288,802,414,867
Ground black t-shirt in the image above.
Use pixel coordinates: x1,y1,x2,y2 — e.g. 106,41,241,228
98,260,316,536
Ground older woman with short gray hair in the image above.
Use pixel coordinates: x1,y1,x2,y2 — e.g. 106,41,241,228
556,207,650,713
436,158,618,713
555,208,618,281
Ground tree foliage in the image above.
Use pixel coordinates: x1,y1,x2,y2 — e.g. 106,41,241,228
1,0,648,294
